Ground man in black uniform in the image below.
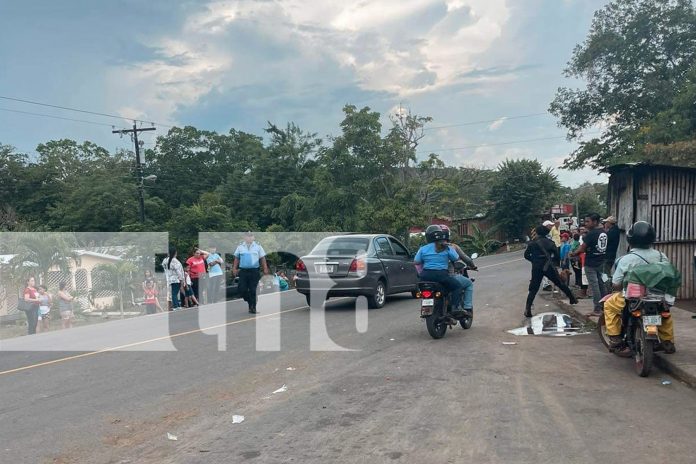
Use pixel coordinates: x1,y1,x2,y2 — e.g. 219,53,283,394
524,225,579,317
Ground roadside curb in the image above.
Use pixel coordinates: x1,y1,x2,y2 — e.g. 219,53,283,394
545,293,696,390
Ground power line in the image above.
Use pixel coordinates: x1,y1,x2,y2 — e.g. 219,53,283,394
417,132,601,154
0,107,127,129
0,95,172,128
424,112,550,131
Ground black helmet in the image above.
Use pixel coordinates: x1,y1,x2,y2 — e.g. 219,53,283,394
627,221,656,248
425,224,446,243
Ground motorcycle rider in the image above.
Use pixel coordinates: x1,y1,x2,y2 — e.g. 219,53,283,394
414,225,468,318
524,225,579,317
603,221,676,354
440,225,476,315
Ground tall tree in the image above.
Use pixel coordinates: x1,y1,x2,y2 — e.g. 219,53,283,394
550,0,696,170
489,159,561,239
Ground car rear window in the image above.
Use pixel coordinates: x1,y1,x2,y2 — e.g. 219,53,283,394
312,237,370,255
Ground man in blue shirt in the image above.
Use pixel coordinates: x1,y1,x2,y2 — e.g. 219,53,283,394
414,225,468,317
233,232,270,314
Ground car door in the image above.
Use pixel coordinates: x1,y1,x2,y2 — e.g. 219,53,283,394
388,236,417,291
374,236,400,292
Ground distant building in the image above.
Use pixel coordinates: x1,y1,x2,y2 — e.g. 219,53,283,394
608,163,696,299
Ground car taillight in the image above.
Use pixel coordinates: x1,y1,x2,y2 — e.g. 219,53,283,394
421,290,433,299
296,259,306,272
349,258,366,273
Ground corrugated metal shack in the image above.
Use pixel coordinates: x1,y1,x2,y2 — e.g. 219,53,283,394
608,163,696,299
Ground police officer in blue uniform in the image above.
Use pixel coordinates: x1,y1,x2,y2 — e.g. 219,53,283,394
233,231,270,314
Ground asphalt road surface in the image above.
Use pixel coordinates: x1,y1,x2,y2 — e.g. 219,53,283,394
1,251,695,463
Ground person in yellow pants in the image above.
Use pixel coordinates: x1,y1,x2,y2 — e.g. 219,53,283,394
605,221,676,354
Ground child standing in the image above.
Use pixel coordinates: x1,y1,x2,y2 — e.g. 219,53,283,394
143,280,161,314
183,265,200,308
37,285,52,333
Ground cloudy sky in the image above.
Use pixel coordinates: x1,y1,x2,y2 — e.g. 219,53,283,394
0,0,609,186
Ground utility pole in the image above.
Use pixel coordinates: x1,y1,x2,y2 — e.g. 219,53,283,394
113,123,156,223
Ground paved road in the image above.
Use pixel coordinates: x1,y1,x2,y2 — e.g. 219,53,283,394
2,251,695,463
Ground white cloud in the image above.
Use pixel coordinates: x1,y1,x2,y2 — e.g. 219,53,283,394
105,0,514,124
105,38,233,125
488,116,507,131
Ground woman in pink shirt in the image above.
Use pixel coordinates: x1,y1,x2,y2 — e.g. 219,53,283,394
185,249,206,303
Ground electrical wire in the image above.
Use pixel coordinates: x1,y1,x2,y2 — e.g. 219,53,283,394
0,107,128,129
423,112,550,131
417,132,602,154
0,95,172,128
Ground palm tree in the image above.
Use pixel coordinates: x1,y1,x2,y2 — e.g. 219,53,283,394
6,232,78,287
93,261,138,318
461,224,501,256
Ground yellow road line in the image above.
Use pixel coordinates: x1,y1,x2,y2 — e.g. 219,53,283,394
0,257,527,377
0,305,309,377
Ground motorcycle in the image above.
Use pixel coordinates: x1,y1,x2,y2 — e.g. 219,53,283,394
417,254,478,339
597,283,673,377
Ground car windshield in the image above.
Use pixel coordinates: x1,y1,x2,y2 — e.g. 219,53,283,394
312,237,370,256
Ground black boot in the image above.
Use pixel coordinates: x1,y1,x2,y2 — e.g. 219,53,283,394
524,307,533,318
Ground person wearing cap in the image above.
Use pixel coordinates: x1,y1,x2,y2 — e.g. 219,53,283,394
603,216,620,277
233,232,270,314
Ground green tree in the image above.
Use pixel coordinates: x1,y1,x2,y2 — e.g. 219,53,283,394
488,159,561,239
3,232,78,287
93,261,138,318
550,0,696,170
461,224,501,256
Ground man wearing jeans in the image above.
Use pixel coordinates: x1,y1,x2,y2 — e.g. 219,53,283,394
570,213,608,315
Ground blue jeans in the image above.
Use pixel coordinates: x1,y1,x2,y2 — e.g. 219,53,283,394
584,265,607,312
452,275,474,310
419,270,464,310
170,283,181,309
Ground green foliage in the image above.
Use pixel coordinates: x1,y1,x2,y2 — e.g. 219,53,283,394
460,224,501,256
1,105,579,244
488,159,561,239
1,232,78,287
562,182,608,217
550,0,696,170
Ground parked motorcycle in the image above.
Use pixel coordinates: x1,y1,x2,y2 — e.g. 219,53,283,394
597,283,673,377
417,254,478,339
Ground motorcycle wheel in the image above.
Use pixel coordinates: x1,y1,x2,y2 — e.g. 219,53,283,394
460,313,473,329
633,324,654,377
597,314,612,351
425,306,447,339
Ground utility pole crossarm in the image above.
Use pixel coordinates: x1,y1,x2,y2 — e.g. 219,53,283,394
113,123,157,224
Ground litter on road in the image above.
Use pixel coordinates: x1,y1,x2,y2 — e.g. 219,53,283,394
167,433,178,441
273,385,288,394
232,415,245,424
286,367,296,371
502,342,517,345
661,379,672,386
508,312,591,337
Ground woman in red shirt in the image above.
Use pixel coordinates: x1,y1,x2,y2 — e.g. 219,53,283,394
185,249,206,303
23,276,41,335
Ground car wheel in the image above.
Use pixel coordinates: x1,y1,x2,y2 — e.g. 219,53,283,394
368,280,386,309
